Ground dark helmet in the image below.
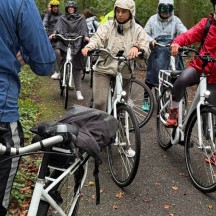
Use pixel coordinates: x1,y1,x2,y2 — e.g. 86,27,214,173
211,0,216,7
65,1,78,13
158,3,174,14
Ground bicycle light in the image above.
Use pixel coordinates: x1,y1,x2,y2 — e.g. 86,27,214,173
204,90,210,98
121,90,126,97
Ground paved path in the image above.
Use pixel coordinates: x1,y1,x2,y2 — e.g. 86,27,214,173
43,73,216,216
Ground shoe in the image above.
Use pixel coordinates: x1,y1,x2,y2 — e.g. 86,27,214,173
76,91,84,100
166,108,178,127
51,71,60,80
125,147,135,158
142,98,150,111
205,152,216,165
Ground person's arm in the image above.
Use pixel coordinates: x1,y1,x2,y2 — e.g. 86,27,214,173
17,0,55,75
172,18,207,47
42,12,49,29
144,17,155,42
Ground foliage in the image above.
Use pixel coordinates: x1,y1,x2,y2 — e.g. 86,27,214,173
19,66,40,140
35,0,213,28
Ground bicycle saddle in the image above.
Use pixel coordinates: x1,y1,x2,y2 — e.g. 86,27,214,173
170,70,183,79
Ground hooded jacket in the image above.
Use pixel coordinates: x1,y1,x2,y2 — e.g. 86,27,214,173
144,0,187,42
172,14,216,84
54,11,89,69
0,0,55,122
85,0,150,78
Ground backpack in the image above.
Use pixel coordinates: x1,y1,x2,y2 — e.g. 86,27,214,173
92,20,98,33
199,18,212,50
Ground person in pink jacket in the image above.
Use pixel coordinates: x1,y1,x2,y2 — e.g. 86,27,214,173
166,0,216,129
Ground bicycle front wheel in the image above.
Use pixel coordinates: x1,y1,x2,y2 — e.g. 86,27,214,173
127,79,154,128
64,64,70,109
185,106,216,193
107,104,141,187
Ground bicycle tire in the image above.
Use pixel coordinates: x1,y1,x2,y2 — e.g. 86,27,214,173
185,106,216,193
59,62,65,97
135,60,146,71
64,64,70,110
127,79,154,128
156,87,173,150
107,103,141,187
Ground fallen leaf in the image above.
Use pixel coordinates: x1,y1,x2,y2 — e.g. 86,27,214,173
163,204,170,209
116,191,124,198
92,194,96,199
172,186,178,190
169,214,174,216
112,205,119,209
88,181,95,186
208,204,213,209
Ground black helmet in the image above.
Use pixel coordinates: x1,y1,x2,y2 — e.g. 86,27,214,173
158,3,174,14
65,1,78,13
211,0,216,6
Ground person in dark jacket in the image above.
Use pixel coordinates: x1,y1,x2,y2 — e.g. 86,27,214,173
50,1,89,100
166,0,216,133
43,0,62,37
0,1,55,215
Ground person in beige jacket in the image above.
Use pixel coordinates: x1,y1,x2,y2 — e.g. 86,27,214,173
82,0,150,111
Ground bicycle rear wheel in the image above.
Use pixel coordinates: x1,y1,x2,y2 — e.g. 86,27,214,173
127,79,154,128
107,104,141,187
185,106,216,193
157,87,172,149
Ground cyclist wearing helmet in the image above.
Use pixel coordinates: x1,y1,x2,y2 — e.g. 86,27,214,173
82,0,150,111
143,0,187,111
166,0,216,140
50,1,89,100
43,0,62,37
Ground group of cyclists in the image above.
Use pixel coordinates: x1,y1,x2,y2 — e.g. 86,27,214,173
1,0,216,215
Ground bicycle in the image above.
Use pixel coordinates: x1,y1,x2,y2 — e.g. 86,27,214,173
157,46,216,192
87,48,153,187
0,122,90,216
54,34,83,109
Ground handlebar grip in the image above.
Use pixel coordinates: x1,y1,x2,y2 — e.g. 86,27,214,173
178,46,188,52
88,48,100,56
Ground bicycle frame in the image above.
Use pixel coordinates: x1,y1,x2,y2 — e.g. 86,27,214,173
28,151,89,216
159,67,211,146
62,45,73,88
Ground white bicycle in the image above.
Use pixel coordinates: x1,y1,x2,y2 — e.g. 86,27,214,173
157,46,216,192
0,123,89,216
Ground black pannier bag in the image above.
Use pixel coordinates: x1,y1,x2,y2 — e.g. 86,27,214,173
58,105,118,163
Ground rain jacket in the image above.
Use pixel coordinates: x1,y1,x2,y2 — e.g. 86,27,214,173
0,0,55,122
144,0,187,42
172,14,216,84
54,13,89,70
85,0,150,79
86,16,100,34
43,11,62,36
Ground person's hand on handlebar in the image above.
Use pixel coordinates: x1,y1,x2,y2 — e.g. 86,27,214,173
128,46,139,59
170,43,180,56
150,40,157,48
82,47,90,56
49,34,55,40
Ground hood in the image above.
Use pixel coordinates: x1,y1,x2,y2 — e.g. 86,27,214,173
114,0,135,17
158,0,174,5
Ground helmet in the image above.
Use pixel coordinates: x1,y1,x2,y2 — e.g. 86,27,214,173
158,3,174,14
65,1,78,13
114,0,135,17
49,0,60,6
211,0,216,7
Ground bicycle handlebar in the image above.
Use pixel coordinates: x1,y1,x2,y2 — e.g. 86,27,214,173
179,46,216,63
0,123,78,156
54,34,83,43
154,42,170,48
87,48,144,61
